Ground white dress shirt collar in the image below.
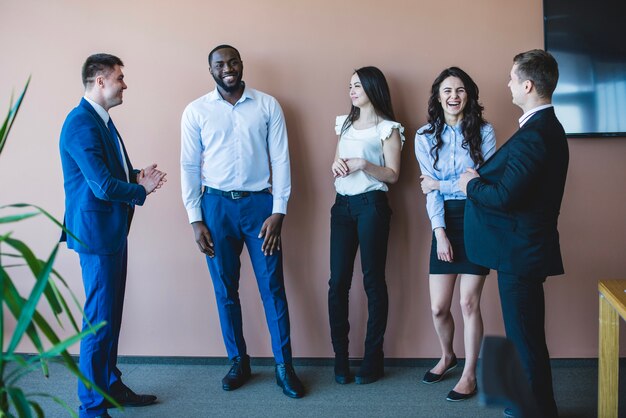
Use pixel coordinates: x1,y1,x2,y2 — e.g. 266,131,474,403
83,96,110,124
519,104,553,127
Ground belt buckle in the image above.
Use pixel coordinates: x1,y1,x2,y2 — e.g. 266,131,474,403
230,191,243,199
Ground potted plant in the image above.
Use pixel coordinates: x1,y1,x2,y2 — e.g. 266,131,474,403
0,79,113,417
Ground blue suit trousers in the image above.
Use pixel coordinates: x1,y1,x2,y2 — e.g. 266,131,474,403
77,242,127,418
201,191,292,363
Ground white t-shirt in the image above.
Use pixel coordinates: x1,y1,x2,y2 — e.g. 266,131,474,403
334,115,405,196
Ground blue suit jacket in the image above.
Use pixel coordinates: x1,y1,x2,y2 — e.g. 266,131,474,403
464,107,569,278
59,98,146,255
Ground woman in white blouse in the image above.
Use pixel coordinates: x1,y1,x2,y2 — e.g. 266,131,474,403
329,66,404,385
415,67,496,401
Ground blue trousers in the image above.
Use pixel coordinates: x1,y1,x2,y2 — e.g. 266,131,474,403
201,191,292,363
498,273,558,418
77,242,127,418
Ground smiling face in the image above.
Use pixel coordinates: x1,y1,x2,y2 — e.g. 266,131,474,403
438,76,467,123
349,73,370,109
210,47,244,94
99,65,126,110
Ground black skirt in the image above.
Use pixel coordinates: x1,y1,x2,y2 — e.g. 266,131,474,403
429,199,490,275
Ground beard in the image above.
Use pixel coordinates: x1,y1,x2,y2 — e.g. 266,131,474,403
212,70,244,93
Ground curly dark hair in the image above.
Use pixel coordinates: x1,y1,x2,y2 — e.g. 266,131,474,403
341,66,396,136
418,67,488,170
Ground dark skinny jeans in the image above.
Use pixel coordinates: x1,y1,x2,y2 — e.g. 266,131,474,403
328,190,391,358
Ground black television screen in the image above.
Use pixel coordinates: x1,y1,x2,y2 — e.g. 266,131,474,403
544,0,626,137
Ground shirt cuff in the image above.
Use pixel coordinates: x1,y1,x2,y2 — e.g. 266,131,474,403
431,215,446,231
272,198,288,215
187,207,203,224
439,180,452,195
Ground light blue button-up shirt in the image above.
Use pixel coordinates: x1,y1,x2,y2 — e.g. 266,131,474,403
181,87,291,223
415,123,496,230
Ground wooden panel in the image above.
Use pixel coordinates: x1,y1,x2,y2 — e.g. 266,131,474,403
598,290,620,418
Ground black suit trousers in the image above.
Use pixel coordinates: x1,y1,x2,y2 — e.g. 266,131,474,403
498,272,558,418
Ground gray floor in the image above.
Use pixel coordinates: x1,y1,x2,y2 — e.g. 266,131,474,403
15,358,610,417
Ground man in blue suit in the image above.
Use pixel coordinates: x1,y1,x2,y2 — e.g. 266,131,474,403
460,50,568,418
59,53,166,418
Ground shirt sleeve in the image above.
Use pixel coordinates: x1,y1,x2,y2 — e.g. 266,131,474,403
180,104,204,223
481,124,497,162
414,131,445,230
267,98,291,214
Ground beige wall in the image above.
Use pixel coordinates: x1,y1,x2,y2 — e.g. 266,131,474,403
2,0,626,358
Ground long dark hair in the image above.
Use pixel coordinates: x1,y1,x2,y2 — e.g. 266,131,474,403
419,67,487,170
341,66,396,136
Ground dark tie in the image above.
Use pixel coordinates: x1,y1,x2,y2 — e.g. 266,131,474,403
107,118,124,164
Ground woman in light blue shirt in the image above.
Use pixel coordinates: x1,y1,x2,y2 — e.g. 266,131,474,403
415,67,495,402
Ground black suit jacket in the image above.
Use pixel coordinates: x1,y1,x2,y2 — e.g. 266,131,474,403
464,107,569,278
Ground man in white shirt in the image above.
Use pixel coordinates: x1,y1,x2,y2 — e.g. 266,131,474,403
180,45,304,399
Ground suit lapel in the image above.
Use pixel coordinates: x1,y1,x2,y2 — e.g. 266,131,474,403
79,99,127,174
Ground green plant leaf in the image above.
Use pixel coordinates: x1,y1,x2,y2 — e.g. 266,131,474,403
0,256,83,331
0,76,30,156
3,237,63,315
27,401,43,418
0,212,39,224
0,260,4,368
7,245,59,354
6,386,32,418
0,203,83,246
41,321,105,358
26,393,77,418
1,266,46,355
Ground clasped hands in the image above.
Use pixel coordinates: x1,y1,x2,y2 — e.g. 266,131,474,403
332,158,366,178
137,163,167,194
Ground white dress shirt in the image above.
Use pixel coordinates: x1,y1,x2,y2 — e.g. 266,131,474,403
180,87,291,223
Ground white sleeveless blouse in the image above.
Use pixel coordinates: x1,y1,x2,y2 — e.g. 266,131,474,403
334,115,405,196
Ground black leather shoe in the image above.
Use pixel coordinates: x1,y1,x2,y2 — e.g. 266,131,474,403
334,354,353,384
446,385,477,402
108,381,157,407
422,356,458,384
355,352,384,385
222,355,251,391
275,363,305,398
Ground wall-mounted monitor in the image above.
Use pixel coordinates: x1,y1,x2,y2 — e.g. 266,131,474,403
544,0,626,137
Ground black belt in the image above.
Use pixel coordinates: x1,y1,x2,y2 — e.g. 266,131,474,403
204,187,270,200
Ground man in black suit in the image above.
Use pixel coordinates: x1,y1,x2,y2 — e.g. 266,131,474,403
460,49,568,418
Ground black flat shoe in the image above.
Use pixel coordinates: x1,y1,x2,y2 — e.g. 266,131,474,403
422,356,458,384
222,355,251,391
446,386,477,402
